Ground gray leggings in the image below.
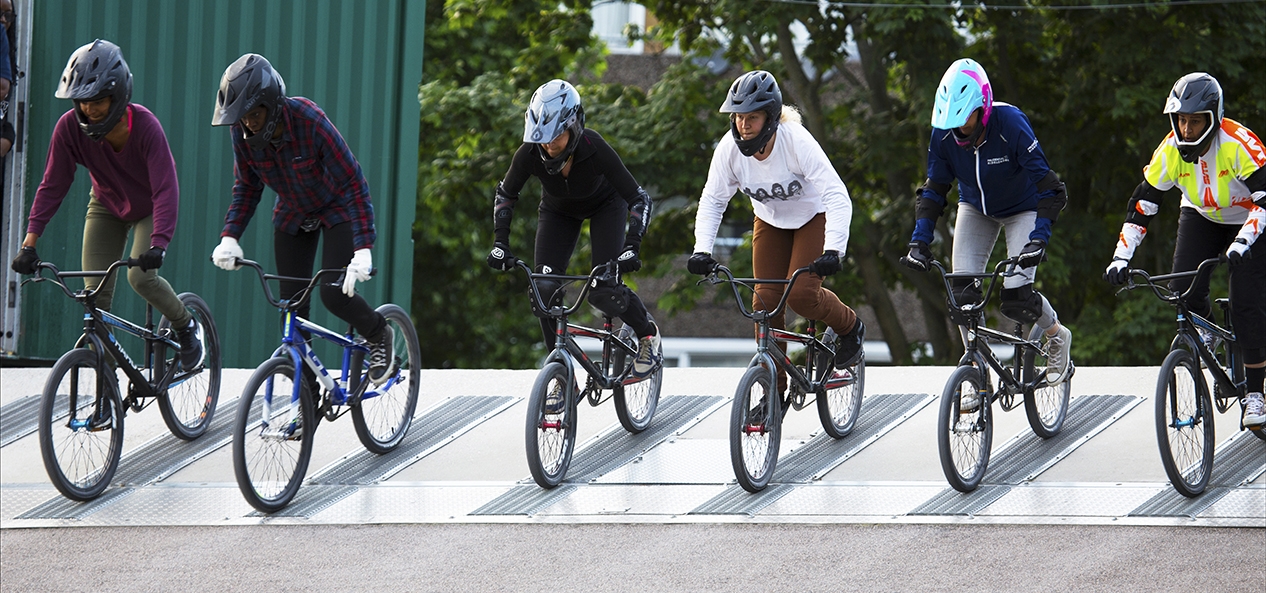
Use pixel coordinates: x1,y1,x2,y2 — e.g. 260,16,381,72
82,198,190,326
951,203,1058,330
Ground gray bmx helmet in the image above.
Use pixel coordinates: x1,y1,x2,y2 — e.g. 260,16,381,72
212,53,287,150
719,70,782,157
524,79,585,175
1163,72,1223,164
55,39,133,142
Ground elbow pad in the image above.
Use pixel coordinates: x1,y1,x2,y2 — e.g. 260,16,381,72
1124,181,1164,228
915,180,951,222
1035,170,1068,223
493,183,518,245
626,187,653,246
1245,167,1266,207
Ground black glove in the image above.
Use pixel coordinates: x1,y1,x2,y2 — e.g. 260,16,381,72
11,246,39,275
1227,238,1251,267
900,241,932,272
1104,257,1130,286
1016,240,1047,269
486,242,515,271
137,246,165,271
687,252,718,275
809,250,841,277
616,243,641,273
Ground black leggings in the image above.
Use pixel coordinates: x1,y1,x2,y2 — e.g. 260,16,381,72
534,195,654,349
274,222,385,341
1170,209,1266,362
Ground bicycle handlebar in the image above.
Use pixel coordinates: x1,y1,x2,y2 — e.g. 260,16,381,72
512,257,622,318
698,264,810,322
23,258,141,302
232,257,351,310
930,256,1024,317
1120,256,1223,304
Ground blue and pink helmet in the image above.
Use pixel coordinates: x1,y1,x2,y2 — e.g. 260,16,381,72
931,58,993,146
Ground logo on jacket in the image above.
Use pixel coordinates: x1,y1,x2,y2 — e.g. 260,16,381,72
742,181,804,203
986,156,1009,165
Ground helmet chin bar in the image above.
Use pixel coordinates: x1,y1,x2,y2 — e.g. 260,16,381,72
731,115,779,157
1170,111,1215,164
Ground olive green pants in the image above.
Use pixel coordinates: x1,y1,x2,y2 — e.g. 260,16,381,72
82,198,191,326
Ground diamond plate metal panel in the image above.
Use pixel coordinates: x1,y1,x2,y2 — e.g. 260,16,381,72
689,484,796,516
1198,487,1266,521
75,486,256,525
989,395,1141,484
1131,430,1266,518
908,485,1011,515
774,393,934,482
760,484,948,517
0,395,41,447
17,487,136,520
470,485,579,516
261,485,359,518
1,487,57,521
593,439,734,485
537,484,729,516
978,485,1164,517
309,485,515,523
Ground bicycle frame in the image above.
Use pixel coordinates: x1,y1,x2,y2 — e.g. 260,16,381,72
515,259,640,401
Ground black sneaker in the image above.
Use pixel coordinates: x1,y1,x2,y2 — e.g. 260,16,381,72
834,319,865,368
176,317,203,370
367,326,396,385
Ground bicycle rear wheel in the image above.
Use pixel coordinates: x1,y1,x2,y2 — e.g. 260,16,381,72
730,364,781,492
352,304,420,454
937,365,992,492
1023,325,1069,438
1155,348,1214,497
38,348,124,501
818,353,865,438
525,362,576,488
232,356,315,513
613,326,660,433
158,293,221,441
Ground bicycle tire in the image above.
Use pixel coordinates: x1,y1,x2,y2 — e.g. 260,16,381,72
937,365,993,492
613,326,661,434
525,362,576,488
38,348,124,501
1154,348,1214,497
157,293,222,441
818,353,865,439
730,364,781,492
232,356,315,513
351,304,420,454
1023,324,1069,439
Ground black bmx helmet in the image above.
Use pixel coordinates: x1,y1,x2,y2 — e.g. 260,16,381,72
212,53,288,150
524,79,585,175
1164,72,1223,164
719,70,782,157
55,39,132,142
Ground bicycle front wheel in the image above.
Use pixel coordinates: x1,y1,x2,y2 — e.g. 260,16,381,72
818,353,865,438
232,357,315,513
158,293,221,441
1155,348,1214,497
39,348,124,501
1023,324,1069,438
730,364,781,492
937,365,993,492
352,304,420,454
614,326,661,433
525,362,576,488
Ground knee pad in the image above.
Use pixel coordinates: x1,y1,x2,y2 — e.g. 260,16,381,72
1000,285,1043,324
531,279,565,319
946,278,983,325
587,280,630,319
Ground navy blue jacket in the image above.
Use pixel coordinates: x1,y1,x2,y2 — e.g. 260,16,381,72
912,103,1057,244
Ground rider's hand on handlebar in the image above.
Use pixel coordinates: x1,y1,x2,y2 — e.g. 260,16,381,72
1226,238,1251,267
486,242,515,272
10,246,39,275
616,243,642,273
342,248,373,297
1104,257,1130,286
211,237,244,271
1016,240,1047,269
137,246,166,271
900,241,932,272
687,252,718,275
808,250,841,277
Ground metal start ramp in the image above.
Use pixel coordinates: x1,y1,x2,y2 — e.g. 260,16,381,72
471,395,724,516
690,392,935,516
1129,430,1266,518
0,395,42,447
910,394,1142,516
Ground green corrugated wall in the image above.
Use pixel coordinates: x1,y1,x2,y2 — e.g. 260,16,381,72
15,0,424,367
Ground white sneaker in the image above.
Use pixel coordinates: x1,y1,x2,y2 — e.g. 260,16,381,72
1045,325,1072,384
958,388,982,414
630,325,662,381
1244,392,1265,429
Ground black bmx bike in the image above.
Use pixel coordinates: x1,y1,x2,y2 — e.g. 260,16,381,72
1116,256,1266,497
928,257,1073,492
700,264,866,492
513,259,663,488
24,259,221,500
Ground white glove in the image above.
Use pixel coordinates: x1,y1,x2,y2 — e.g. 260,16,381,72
211,237,243,271
1226,239,1251,266
342,248,373,297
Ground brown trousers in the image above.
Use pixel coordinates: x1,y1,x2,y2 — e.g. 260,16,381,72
751,212,857,338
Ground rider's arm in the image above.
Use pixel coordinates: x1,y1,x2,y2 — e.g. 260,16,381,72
1231,127,1266,246
136,111,180,250
312,108,376,250
220,129,267,241
693,136,741,255
787,124,852,256
24,112,82,242
912,131,954,245
491,144,536,246
590,135,653,246
1007,110,1064,244
1113,140,1176,261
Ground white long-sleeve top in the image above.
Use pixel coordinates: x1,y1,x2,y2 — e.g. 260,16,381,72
693,120,853,255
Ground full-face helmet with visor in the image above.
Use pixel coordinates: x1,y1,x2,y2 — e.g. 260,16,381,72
1164,72,1223,164
211,53,288,150
55,39,133,142
524,80,585,175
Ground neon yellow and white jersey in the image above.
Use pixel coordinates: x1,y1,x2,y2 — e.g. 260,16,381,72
1143,118,1266,227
